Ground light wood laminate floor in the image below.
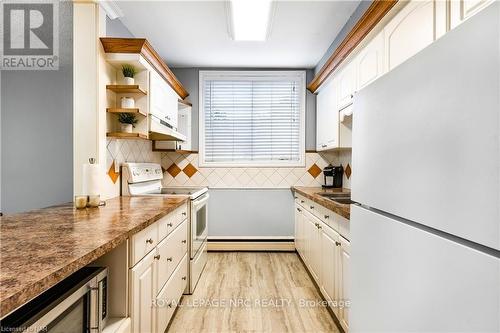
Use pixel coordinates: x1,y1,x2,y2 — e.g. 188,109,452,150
168,252,340,333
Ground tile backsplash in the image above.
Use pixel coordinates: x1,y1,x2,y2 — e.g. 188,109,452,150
105,138,352,191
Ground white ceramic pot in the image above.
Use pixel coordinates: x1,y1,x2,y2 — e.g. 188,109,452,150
121,123,133,133
123,77,134,85
121,97,135,108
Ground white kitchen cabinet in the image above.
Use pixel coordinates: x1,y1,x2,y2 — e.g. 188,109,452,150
355,31,384,90
150,70,179,130
130,251,156,333
316,77,339,151
337,62,357,110
320,223,340,316
338,236,351,332
450,0,494,28
294,193,351,331
129,208,188,333
384,0,445,72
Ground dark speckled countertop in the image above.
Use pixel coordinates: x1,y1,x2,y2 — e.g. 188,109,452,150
0,196,188,318
292,186,351,219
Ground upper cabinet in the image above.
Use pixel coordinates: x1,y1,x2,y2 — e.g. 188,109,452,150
337,62,357,110
316,77,339,151
150,70,179,130
313,0,493,152
384,0,443,72
450,0,495,28
355,31,384,90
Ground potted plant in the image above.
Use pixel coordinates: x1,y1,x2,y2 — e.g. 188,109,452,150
122,64,137,85
118,113,138,133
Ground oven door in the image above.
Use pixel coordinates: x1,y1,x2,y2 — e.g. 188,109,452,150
191,193,209,258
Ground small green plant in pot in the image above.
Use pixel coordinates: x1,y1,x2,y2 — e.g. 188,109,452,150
122,64,137,85
118,113,138,133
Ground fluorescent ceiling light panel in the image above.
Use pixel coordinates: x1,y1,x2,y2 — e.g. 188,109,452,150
231,0,272,41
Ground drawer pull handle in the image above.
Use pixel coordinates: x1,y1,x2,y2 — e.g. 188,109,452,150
335,241,341,246
324,215,329,219
182,212,187,216
167,302,173,308
167,223,173,227
154,254,161,260
146,238,153,244
300,200,305,203
182,240,187,244
310,206,314,209
318,225,322,229
296,208,302,212
167,257,173,262
182,276,187,281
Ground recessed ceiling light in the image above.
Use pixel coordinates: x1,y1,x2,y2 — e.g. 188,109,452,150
229,0,273,41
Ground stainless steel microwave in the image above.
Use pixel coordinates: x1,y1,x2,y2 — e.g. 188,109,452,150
0,267,108,333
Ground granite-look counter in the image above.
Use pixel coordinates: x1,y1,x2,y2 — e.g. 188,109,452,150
0,196,188,318
292,186,351,219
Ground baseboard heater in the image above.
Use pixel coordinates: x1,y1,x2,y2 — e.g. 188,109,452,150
207,238,295,252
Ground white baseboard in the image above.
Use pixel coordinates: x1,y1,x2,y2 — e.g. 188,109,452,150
207,240,295,252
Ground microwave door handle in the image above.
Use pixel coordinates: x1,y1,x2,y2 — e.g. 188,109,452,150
89,279,100,332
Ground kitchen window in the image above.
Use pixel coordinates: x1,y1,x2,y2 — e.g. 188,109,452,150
199,71,306,167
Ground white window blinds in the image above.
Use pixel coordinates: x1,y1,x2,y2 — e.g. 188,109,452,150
200,71,305,167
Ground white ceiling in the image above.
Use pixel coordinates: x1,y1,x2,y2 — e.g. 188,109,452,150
116,1,360,68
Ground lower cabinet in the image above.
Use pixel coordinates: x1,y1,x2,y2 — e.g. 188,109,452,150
129,204,189,333
130,251,156,333
295,197,351,332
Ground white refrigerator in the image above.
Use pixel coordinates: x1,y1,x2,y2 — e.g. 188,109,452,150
350,3,500,332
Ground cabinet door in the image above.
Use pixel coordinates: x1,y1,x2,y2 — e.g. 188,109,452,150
356,31,384,90
320,225,340,316
338,237,351,332
294,204,303,255
150,71,178,130
316,77,339,151
305,212,322,282
384,0,437,72
337,62,357,109
130,251,156,333
165,85,179,130
450,0,494,28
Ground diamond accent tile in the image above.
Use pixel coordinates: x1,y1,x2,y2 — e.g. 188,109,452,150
166,163,181,177
107,161,119,184
183,163,198,178
345,163,352,179
308,163,322,178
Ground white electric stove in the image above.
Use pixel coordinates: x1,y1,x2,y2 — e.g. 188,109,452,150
121,163,208,294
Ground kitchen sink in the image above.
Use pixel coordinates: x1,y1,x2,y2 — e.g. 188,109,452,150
317,192,353,205
317,192,351,199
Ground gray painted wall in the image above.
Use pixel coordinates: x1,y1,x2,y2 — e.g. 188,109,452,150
208,189,295,238
106,17,134,38
1,2,73,214
315,0,372,74
172,68,317,150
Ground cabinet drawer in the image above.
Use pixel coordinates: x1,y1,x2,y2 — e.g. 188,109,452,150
158,204,188,241
130,222,158,267
155,253,188,333
156,220,188,291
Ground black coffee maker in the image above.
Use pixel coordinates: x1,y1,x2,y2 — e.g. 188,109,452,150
322,164,344,188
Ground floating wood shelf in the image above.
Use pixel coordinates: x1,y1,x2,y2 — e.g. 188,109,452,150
106,108,147,117
106,132,148,140
106,85,147,95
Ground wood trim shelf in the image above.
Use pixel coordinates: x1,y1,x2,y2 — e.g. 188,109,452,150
106,108,147,117
307,0,399,93
107,132,148,140
100,38,189,99
106,85,147,95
